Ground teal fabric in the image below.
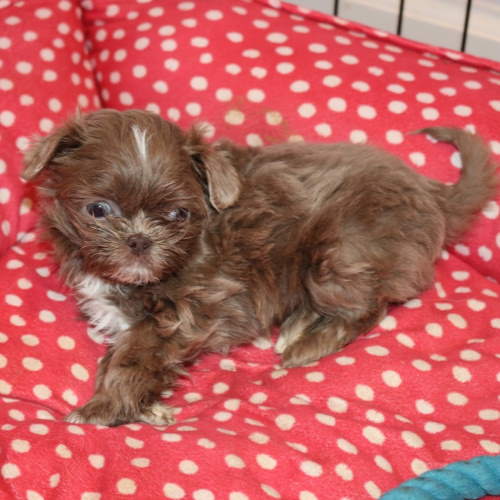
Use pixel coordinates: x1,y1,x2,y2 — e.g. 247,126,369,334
382,456,500,500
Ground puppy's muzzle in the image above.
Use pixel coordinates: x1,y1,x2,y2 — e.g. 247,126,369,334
127,234,153,255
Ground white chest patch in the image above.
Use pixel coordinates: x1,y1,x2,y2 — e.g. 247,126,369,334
73,274,132,343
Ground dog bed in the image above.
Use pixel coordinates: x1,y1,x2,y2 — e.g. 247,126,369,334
1,1,499,498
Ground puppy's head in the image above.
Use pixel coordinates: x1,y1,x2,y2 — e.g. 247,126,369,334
23,109,240,285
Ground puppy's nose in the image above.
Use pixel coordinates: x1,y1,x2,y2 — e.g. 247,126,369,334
127,234,153,255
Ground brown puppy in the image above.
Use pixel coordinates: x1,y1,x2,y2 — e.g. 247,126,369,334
24,109,497,426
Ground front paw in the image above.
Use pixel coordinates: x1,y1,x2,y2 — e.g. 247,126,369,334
66,398,175,427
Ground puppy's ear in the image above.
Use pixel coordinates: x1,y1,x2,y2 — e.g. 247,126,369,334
185,126,241,211
22,119,84,181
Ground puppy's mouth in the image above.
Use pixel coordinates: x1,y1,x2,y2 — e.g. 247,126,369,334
107,262,160,285
81,235,166,286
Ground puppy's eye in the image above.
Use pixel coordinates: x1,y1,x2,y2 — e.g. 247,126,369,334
86,200,121,219
165,207,190,222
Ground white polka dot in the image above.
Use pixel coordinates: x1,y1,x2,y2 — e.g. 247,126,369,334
327,396,348,413
256,453,277,470
0,111,15,127
322,75,342,87
328,97,347,112
62,390,78,406
379,315,397,330
416,399,435,415
306,371,325,383
460,349,481,361
275,414,295,430
397,71,415,81
447,392,468,406
425,323,443,338
23,357,43,371
479,409,499,421
33,384,52,400
431,71,449,81
352,81,370,92
266,111,283,126
375,455,393,473
422,107,440,120
227,32,244,43
39,310,56,323
119,92,134,106
341,54,359,65
478,246,492,261
355,384,374,401
386,130,403,144
300,460,323,477
480,440,500,453
225,110,245,125
225,63,242,75
250,392,268,404
402,431,424,448
277,62,295,74
22,335,39,347
309,43,327,53
193,490,215,500
267,32,287,44
425,422,446,434
388,100,407,113
315,413,336,426
247,89,265,103
366,409,385,423
350,130,367,143
416,92,435,103
363,426,386,445
358,105,377,119
190,76,208,91
249,432,270,445
387,83,405,94
454,105,472,117
447,313,467,329
205,9,223,20
315,123,332,137
382,370,402,387
335,463,353,480
16,61,33,74
2,463,20,479
483,200,499,219
0,380,12,395
337,438,358,454
55,444,72,459
117,478,137,495
89,454,105,469
225,454,246,469
298,103,316,118
11,439,30,453
179,459,198,475
441,440,462,451
5,294,22,307
163,483,185,499
290,80,310,93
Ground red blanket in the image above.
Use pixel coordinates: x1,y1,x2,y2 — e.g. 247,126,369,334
1,1,499,498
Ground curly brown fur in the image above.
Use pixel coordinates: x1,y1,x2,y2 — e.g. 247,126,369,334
24,109,497,426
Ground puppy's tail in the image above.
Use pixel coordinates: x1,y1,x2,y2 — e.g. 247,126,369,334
415,127,498,245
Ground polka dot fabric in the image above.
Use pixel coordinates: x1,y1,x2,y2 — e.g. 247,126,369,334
0,0,100,256
1,1,499,499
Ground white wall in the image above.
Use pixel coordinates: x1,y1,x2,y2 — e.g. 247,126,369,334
286,0,500,61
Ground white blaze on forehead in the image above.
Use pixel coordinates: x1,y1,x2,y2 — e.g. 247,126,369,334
131,125,148,161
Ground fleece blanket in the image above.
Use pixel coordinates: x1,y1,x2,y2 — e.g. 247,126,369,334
0,1,499,499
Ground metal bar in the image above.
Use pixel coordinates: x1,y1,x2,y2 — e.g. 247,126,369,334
461,0,473,52
396,0,405,35
333,0,339,16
